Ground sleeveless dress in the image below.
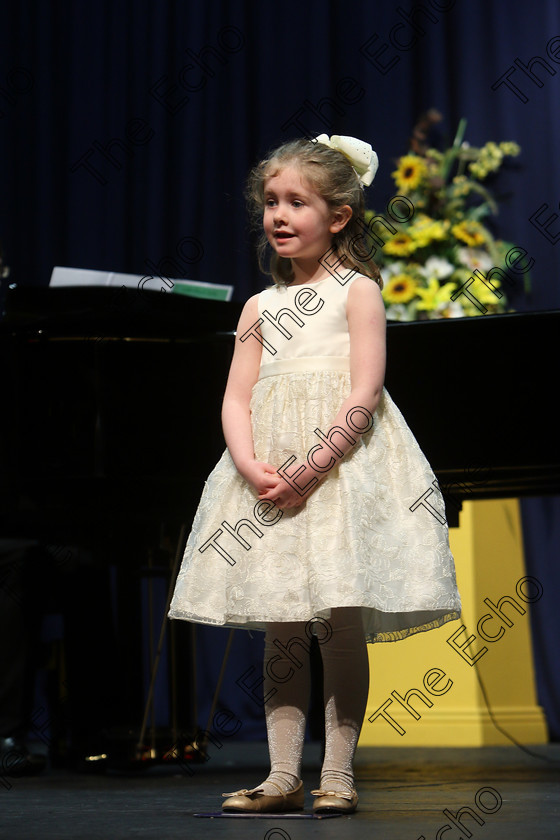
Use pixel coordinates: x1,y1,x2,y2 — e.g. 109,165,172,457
168,273,461,643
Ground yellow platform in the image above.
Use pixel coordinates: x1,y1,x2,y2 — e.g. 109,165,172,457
358,498,548,747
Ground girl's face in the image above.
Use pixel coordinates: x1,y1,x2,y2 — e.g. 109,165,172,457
263,165,344,265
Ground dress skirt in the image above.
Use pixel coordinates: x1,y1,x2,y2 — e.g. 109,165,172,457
168,361,461,643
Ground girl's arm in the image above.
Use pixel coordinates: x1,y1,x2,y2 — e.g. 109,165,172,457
222,294,279,496
259,277,386,508
321,274,386,448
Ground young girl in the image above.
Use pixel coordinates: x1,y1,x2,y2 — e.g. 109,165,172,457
168,134,461,814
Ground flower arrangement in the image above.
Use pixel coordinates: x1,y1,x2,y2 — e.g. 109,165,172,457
370,113,528,320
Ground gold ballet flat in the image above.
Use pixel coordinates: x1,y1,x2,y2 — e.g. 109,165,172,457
222,779,304,813
311,787,359,814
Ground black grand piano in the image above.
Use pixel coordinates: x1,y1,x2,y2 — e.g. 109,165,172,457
0,286,558,766
2,285,557,526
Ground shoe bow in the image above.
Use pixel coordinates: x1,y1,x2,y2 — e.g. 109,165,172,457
311,789,355,800
222,786,264,797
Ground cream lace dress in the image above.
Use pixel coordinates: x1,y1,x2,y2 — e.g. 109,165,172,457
168,273,461,642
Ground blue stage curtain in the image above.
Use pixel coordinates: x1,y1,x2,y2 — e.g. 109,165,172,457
1,0,558,742
520,498,560,741
1,0,559,307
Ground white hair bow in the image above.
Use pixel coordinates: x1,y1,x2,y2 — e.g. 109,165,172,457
313,134,379,187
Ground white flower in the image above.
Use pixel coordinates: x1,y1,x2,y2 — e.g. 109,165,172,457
385,304,416,321
435,300,466,319
419,256,454,279
382,261,406,278
456,248,494,272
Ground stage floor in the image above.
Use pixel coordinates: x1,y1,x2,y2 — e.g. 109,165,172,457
1,742,559,839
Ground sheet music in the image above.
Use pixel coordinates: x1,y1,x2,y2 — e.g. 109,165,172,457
49,266,233,301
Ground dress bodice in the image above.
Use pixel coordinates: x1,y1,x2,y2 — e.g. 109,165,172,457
255,273,363,379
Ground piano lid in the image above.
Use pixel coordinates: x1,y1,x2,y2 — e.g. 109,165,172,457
1,284,244,340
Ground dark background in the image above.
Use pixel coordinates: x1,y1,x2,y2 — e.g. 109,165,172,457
1,0,558,749
1,0,559,308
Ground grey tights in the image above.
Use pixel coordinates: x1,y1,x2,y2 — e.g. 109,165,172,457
260,607,369,795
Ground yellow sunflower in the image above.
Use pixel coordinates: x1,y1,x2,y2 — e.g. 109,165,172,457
392,155,428,192
451,220,486,247
382,274,418,304
383,232,418,256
